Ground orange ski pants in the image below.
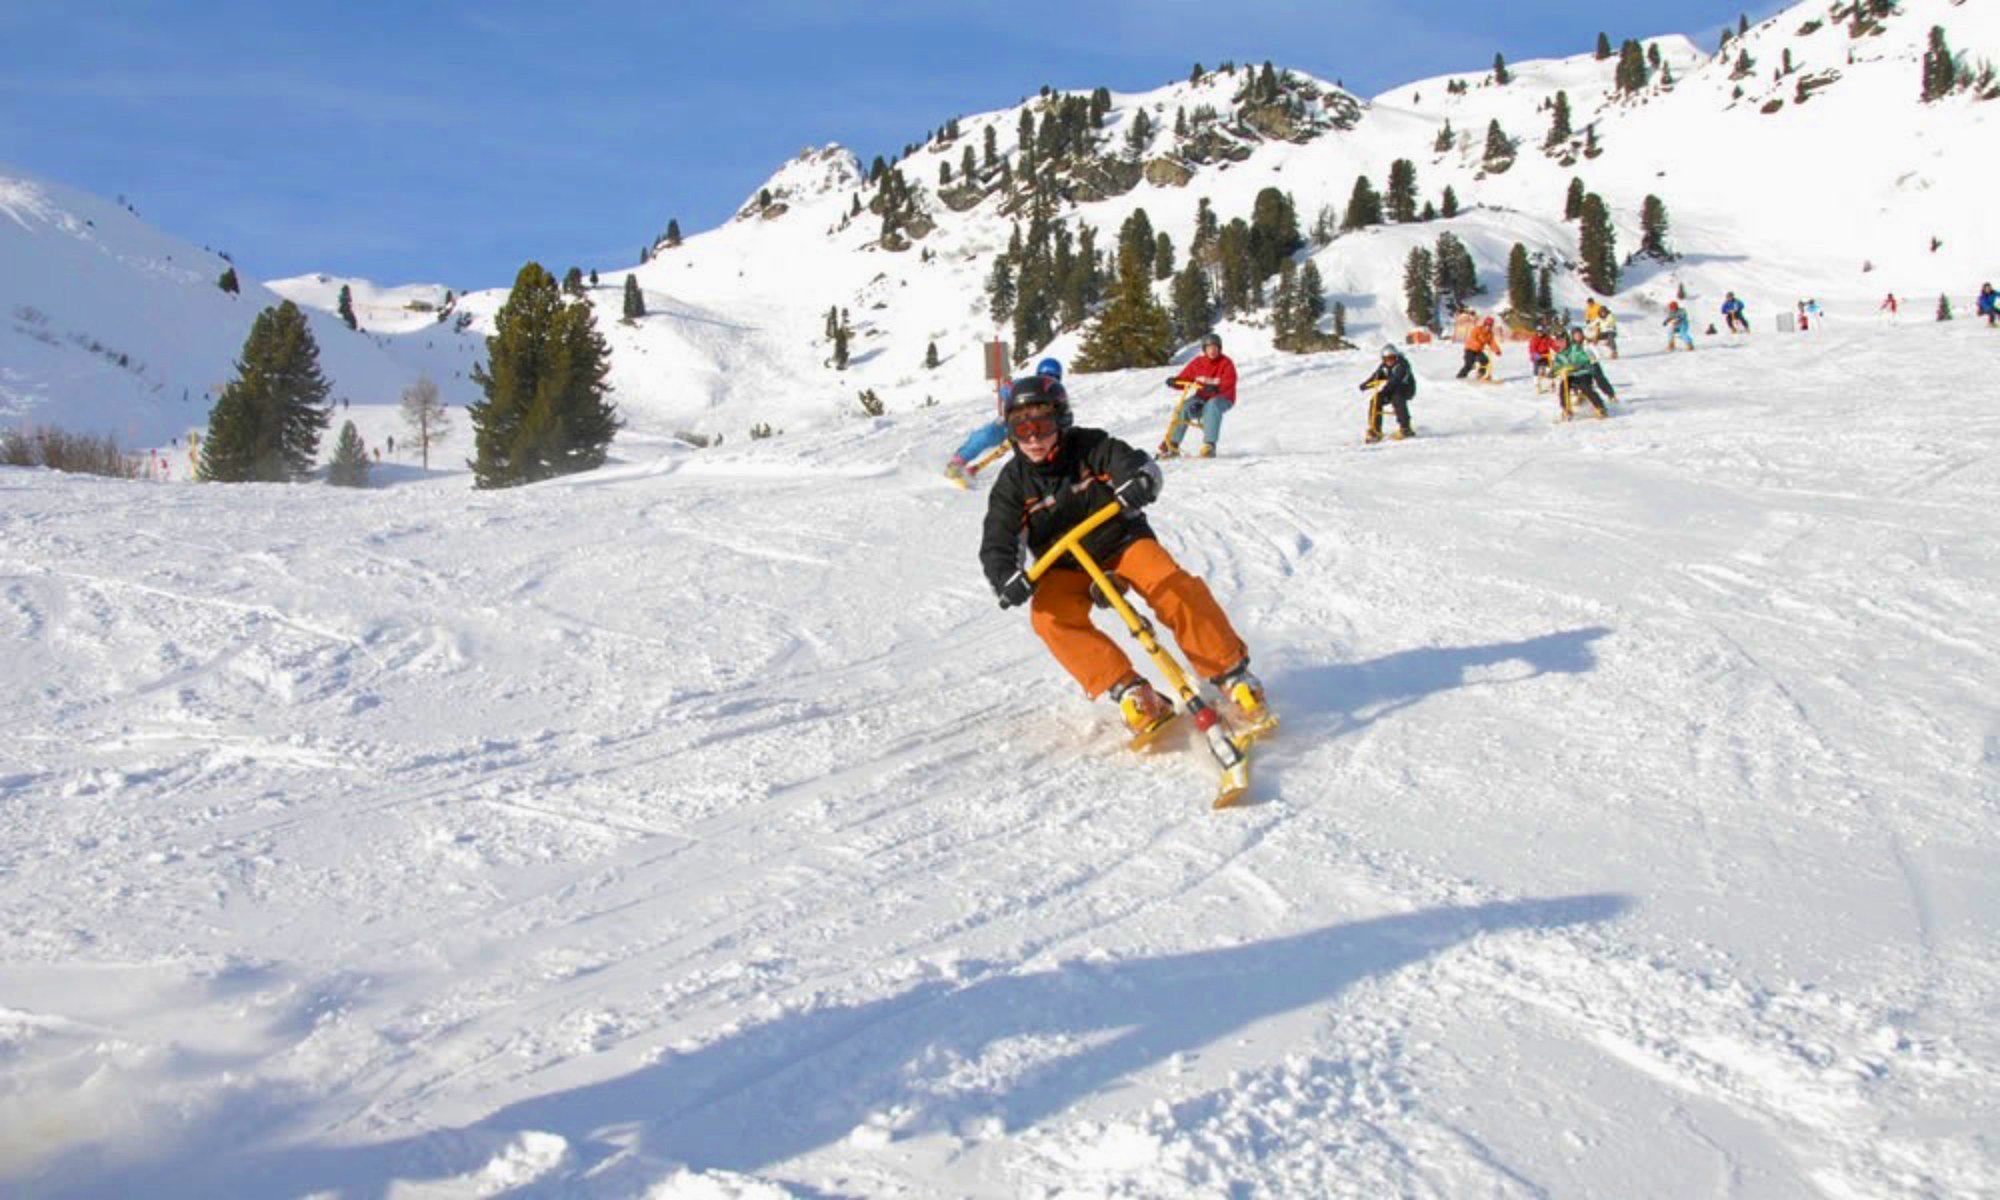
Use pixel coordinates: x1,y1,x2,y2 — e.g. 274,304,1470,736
1029,537,1247,698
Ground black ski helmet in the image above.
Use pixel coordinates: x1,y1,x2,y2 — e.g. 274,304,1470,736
1004,373,1072,434
1201,333,1223,350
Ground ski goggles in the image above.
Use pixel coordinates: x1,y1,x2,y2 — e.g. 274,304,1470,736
1008,412,1060,441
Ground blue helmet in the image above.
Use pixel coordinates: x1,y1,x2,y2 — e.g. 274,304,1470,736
1035,357,1063,380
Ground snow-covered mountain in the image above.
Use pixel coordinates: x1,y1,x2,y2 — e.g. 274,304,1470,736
3,0,1994,456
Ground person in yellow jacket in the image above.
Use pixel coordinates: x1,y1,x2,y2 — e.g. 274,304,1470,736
1585,300,1620,359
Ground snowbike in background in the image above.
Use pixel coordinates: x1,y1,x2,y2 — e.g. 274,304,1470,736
1155,382,1201,459
1025,501,1277,808
945,442,1010,489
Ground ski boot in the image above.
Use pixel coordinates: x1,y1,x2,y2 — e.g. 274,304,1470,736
1156,441,1180,459
944,457,971,489
1391,428,1415,441
1112,676,1178,750
1364,432,1383,445
1212,661,1278,743
1197,444,1216,459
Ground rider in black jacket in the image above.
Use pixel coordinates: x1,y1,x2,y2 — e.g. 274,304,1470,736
979,374,1266,737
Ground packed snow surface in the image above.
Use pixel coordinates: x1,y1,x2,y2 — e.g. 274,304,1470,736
3,317,1997,1197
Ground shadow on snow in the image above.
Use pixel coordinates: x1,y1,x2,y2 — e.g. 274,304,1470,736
48,893,1631,1198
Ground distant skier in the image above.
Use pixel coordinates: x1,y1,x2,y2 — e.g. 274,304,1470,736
1551,327,1616,419
1586,301,1620,359
1527,324,1563,391
1721,292,1749,334
982,373,1268,739
945,357,1063,486
1978,283,1998,327
1457,316,1503,382
1358,344,1418,442
1159,334,1238,458
1879,292,1900,321
1663,301,1695,352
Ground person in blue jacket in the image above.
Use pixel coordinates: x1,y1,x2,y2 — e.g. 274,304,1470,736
1721,292,1749,334
946,357,1063,485
1978,283,1998,327
1663,301,1695,352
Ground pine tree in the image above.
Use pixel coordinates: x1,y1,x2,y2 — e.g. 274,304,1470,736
1739,13,1749,35
1617,40,1650,93
1482,120,1515,172
562,266,585,297
1434,119,1454,153
1154,232,1175,280
1117,208,1157,280
1937,294,1953,321
327,420,369,487
1403,247,1438,329
1247,187,1302,278
925,341,940,368
467,262,620,489
1595,32,1613,60
832,322,850,370
1216,219,1255,313
1332,299,1348,340
986,257,1016,323
1545,90,1573,150
1170,259,1213,344
1191,197,1220,258
1922,26,1958,101
663,219,683,247
200,300,332,483
1640,194,1673,259
1565,176,1587,220
1506,243,1536,319
217,266,239,294
337,284,358,330
622,274,645,321
1441,186,1460,218
1386,159,1419,222
1493,52,1510,85
1433,233,1480,311
1648,43,1663,69
1340,175,1383,230
1578,193,1619,294
1073,234,1175,371
399,374,449,470
1536,265,1554,314
588,269,599,286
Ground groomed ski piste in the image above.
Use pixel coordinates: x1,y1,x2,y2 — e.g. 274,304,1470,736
4,314,1997,1198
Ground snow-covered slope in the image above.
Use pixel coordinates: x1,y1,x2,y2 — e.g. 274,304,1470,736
4,319,1997,1197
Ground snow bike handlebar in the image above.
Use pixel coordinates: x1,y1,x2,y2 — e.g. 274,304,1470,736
1024,501,1124,584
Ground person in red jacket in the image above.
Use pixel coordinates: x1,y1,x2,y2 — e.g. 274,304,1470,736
1527,324,1563,392
1159,333,1239,458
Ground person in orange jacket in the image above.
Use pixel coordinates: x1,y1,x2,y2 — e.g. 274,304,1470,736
1457,316,1502,382
1159,333,1239,458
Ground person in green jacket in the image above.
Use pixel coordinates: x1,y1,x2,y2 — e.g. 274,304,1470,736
1550,327,1616,419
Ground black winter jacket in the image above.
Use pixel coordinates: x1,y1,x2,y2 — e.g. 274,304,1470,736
1359,356,1417,403
980,427,1159,593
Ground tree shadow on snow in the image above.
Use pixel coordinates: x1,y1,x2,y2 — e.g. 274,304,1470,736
1272,625,1611,740
64,894,1630,1199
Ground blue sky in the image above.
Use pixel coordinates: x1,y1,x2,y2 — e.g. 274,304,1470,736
0,1,1781,289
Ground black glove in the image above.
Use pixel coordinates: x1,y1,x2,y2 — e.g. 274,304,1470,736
1113,471,1157,512
1165,376,1184,389
996,570,1034,610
